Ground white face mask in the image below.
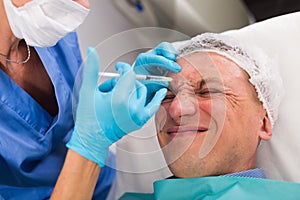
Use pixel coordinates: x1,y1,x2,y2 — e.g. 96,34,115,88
3,0,90,47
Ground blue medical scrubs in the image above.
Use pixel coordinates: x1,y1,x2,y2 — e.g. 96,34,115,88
0,32,115,199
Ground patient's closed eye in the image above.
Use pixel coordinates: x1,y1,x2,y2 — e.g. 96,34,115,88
162,87,223,104
197,88,223,96
196,78,224,97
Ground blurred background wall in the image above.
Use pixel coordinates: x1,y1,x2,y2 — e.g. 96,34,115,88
77,0,300,59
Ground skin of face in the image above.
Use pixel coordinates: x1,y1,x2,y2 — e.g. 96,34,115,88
156,52,272,178
11,0,90,8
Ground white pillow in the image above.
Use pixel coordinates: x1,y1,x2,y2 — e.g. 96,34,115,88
223,11,300,182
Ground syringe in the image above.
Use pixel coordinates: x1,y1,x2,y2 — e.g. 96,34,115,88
98,72,173,82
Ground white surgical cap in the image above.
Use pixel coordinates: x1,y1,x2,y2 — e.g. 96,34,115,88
175,32,284,127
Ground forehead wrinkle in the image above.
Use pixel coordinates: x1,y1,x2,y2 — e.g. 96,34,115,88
198,77,225,89
172,53,225,91
170,76,225,93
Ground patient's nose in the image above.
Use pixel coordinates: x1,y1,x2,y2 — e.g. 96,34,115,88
168,93,198,124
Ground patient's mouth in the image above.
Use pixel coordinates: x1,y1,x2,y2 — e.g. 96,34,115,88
167,126,208,136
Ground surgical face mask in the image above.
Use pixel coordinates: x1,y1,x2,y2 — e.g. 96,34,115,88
3,0,90,47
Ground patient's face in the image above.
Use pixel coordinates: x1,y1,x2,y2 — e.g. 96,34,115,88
156,52,270,178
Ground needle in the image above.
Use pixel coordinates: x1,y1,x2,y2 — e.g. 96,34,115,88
98,72,173,82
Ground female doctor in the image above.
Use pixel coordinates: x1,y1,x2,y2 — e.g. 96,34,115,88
0,0,180,199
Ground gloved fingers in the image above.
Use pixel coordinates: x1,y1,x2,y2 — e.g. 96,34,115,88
135,80,147,101
113,63,136,98
110,64,139,135
136,54,181,73
153,42,177,60
81,47,101,91
145,88,167,117
125,81,149,127
116,62,132,75
98,62,133,92
142,80,169,90
136,80,167,105
98,78,117,92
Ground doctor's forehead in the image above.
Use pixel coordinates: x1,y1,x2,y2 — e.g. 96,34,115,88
72,0,90,8
11,0,31,7
11,0,90,8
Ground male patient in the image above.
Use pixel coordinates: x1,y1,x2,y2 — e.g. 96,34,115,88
120,33,300,199
157,33,273,179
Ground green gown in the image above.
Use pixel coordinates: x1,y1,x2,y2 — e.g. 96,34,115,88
120,176,300,200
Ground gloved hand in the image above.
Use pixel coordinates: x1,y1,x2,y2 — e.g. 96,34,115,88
67,47,167,167
134,42,181,101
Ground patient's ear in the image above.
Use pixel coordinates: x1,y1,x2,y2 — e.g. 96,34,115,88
259,113,272,141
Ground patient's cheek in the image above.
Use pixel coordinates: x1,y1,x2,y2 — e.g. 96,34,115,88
155,106,168,131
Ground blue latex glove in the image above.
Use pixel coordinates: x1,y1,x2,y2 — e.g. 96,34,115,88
97,61,167,141
67,47,167,167
134,42,181,101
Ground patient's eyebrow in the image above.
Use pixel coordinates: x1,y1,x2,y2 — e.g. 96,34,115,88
170,77,224,92
197,77,224,89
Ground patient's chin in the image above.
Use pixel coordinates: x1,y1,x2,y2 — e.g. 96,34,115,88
168,158,202,178
160,137,195,166
163,148,195,176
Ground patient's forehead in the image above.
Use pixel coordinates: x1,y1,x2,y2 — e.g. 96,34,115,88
169,52,248,89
